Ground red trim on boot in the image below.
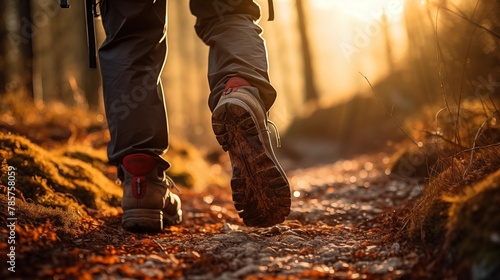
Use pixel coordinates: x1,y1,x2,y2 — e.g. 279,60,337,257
123,153,156,176
224,77,251,94
123,154,156,199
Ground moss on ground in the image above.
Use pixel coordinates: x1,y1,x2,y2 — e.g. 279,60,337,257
60,145,110,172
166,137,229,191
0,132,122,215
445,169,500,267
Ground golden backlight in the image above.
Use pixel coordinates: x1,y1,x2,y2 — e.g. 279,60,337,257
261,0,412,130
311,0,405,21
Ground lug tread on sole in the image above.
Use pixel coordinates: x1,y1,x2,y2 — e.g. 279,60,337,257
212,102,291,227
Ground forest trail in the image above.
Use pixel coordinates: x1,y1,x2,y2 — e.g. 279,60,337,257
8,153,426,279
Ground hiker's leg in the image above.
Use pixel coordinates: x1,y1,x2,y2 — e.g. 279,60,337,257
99,0,170,172
190,0,291,227
189,0,277,111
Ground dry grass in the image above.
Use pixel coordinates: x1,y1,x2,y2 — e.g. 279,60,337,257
408,146,500,240
392,97,500,273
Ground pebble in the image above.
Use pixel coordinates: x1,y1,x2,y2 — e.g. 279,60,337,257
391,242,401,253
367,258,401,274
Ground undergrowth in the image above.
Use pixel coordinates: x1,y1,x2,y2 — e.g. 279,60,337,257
391,97,500,277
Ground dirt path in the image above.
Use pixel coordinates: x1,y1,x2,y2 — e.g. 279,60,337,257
8,154,425,279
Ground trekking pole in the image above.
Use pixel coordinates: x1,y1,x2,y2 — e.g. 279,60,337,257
60,0,98,68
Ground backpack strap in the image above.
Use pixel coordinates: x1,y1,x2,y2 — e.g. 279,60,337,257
268,0,274,21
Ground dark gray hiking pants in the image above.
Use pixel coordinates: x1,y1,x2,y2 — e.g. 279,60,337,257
98,0,276,170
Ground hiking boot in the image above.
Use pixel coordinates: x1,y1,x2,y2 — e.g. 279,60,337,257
120,153,182,232
211,77,291,227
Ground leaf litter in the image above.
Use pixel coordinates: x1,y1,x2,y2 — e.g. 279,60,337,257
1,144,425,279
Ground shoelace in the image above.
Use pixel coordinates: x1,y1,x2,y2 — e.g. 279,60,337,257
267,119,281,148
165,174,181,194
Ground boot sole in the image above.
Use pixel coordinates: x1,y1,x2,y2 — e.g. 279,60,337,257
212,100,291,227
122,209,163,232
122,209,181,232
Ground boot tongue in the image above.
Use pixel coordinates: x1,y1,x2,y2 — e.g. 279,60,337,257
123,153,156,176
224,77,251,94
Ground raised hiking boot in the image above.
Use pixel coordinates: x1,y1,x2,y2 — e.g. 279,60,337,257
211,77,291,227
120,153,182,232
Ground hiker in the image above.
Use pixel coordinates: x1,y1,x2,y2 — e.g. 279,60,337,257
98,0,291,231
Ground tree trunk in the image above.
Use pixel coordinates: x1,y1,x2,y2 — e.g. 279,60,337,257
296,0,319,104
18,0,34,98
381,10,395,75
1,0,34,97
